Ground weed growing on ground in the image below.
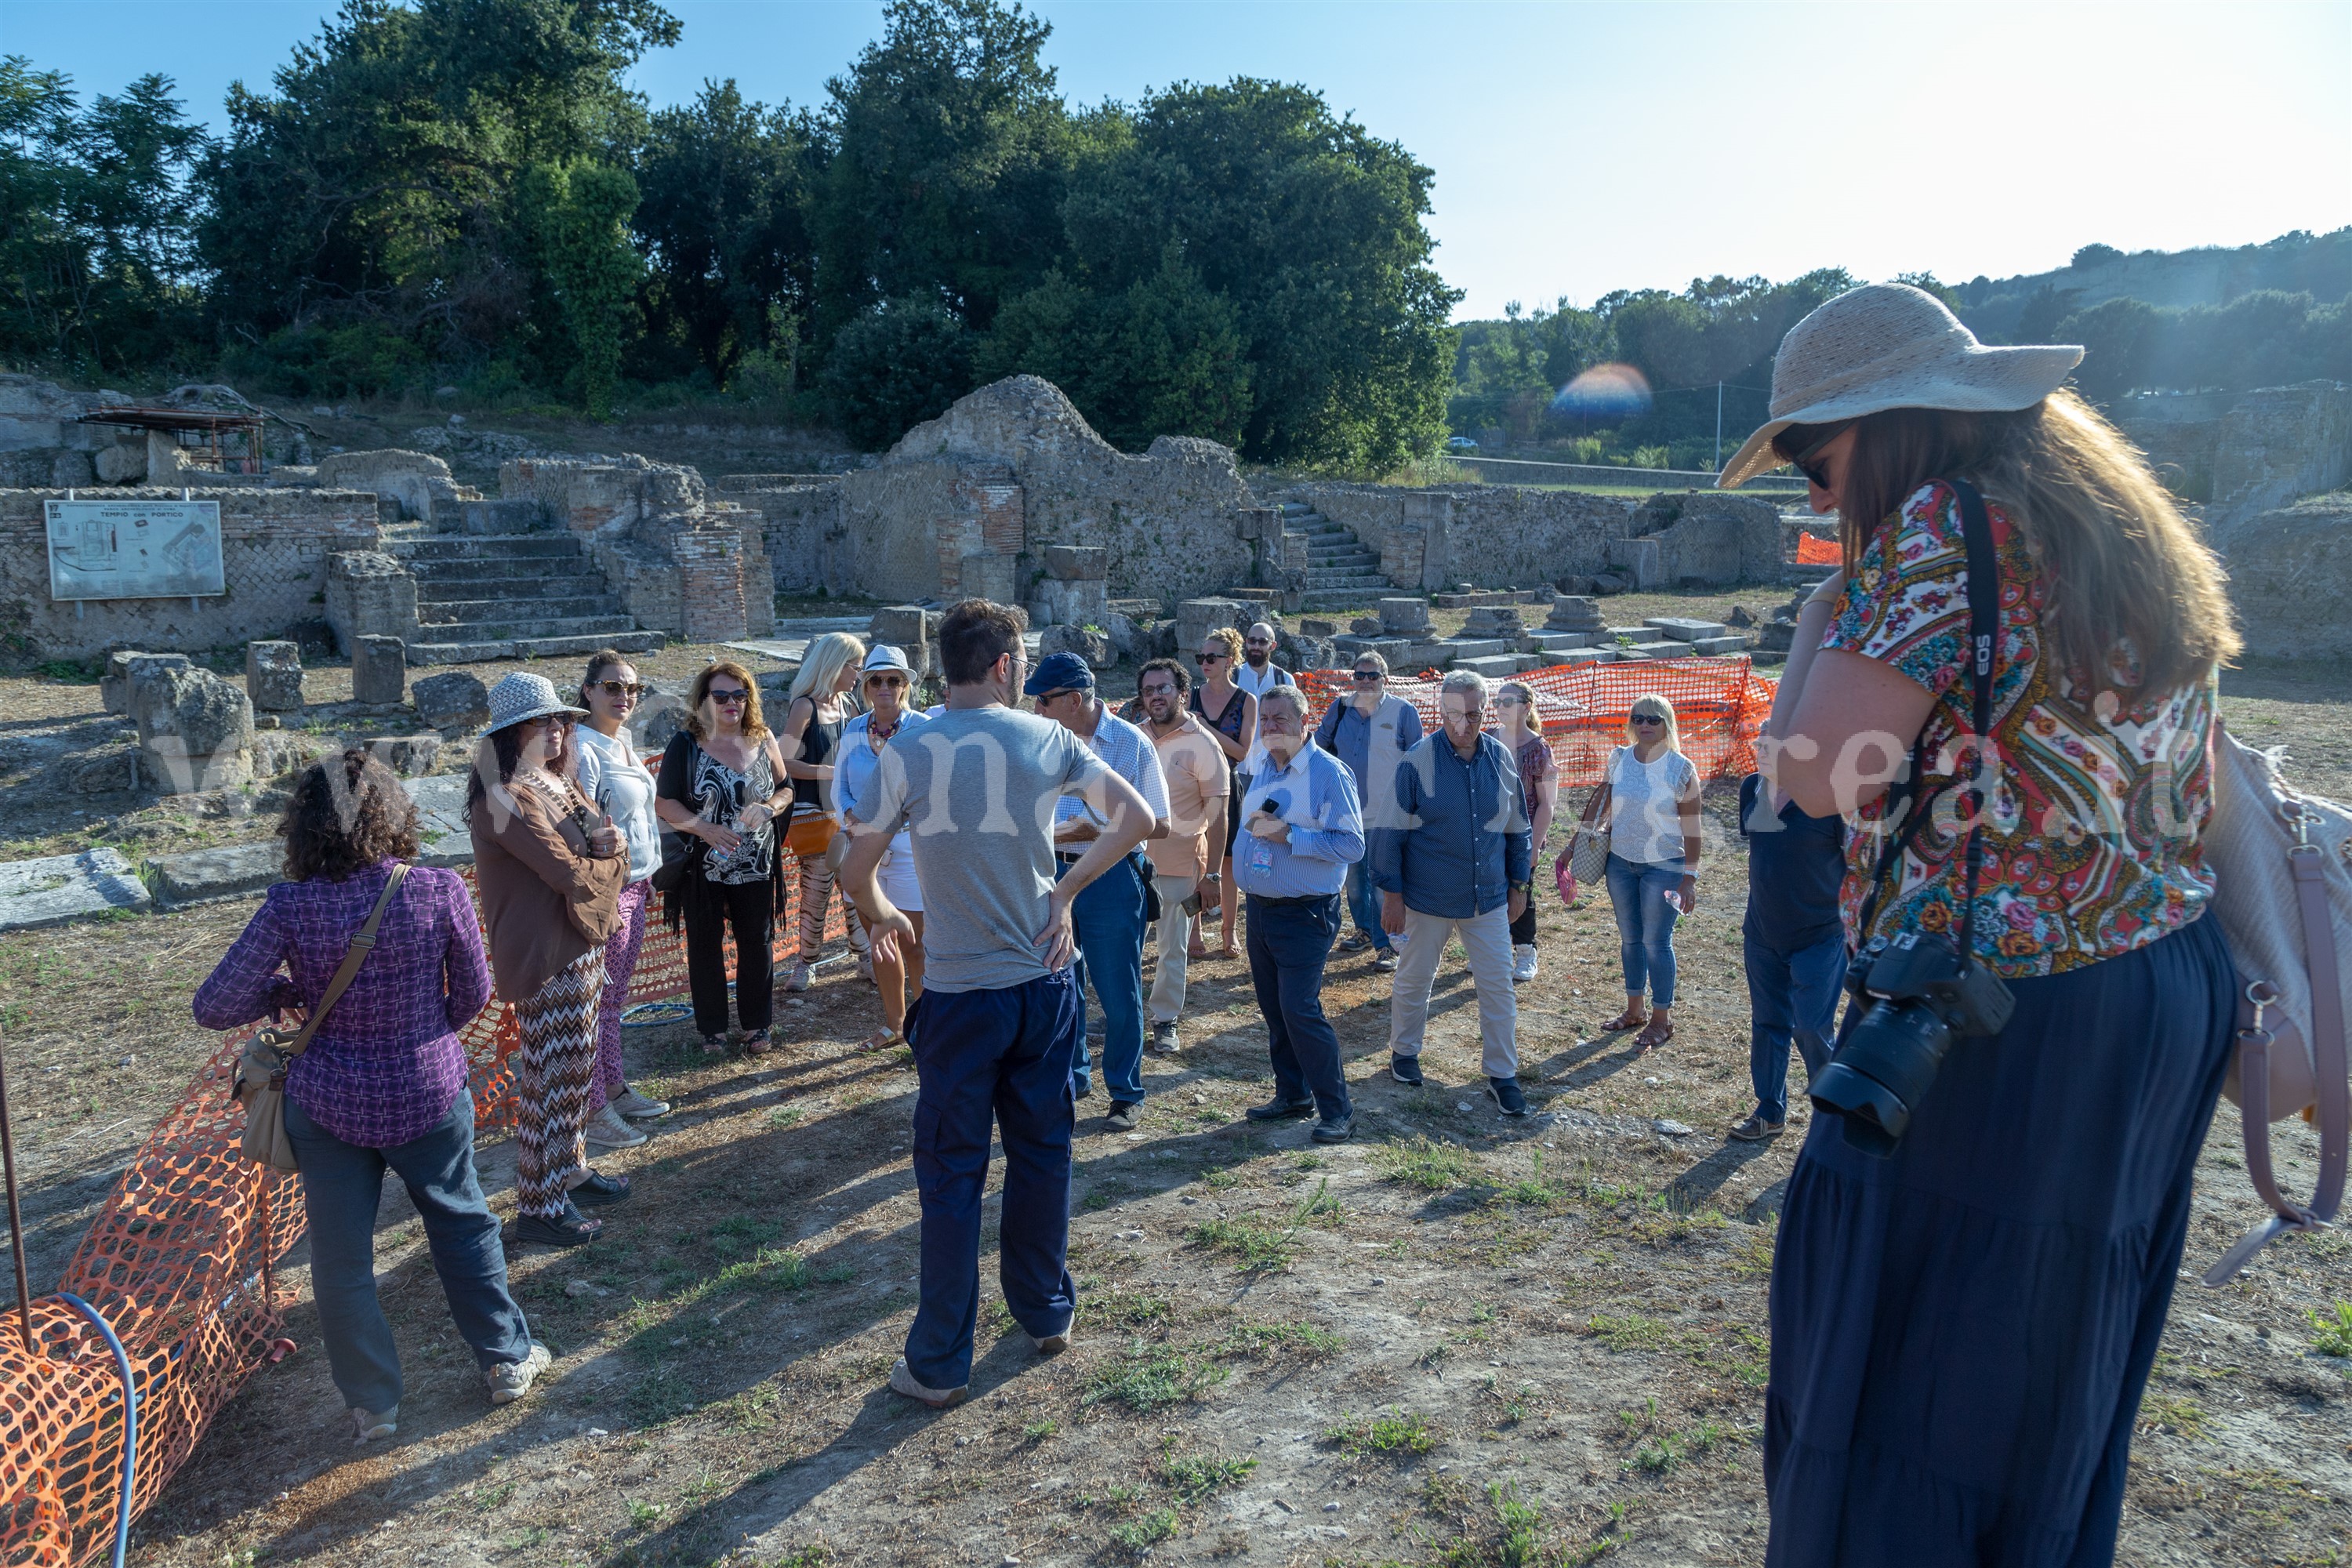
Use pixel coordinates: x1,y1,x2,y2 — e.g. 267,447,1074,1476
1631,1420,1723,1475
2139,1392,2210,1439
1108,1506,1178,1549
1586,1313,1682,1352
1082,1352,1229,1413
1326,1408,1439,1458
1189,1215,1294,1269
1021,1420,1058,1443
1377,1134,1471,1191
1198,1167,1240,1190
1102,1290,1172,1326
1160,1446,1258,1501
1222,1319,1345,1361
1497,1149,1568,1207
2307,1300,2352,1361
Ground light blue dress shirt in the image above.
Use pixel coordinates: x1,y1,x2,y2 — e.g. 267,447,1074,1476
1232,743,1365,899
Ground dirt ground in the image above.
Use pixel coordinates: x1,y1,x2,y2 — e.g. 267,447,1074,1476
2,645,2349,1566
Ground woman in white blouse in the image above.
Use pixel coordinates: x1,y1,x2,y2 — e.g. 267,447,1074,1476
572,650,673,1149
1589,692,1701,1051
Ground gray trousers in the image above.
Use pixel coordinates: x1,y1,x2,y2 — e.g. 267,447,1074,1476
1388,904,1520,1080
1149,871,1200,1024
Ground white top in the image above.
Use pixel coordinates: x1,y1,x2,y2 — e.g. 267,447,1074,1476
1605,745,1700,865
1232,659,1293,777
574,725,662,884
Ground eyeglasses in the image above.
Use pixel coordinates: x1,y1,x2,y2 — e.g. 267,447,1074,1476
1140,682,1178,698
1352,670,1383,683
593,680,647,699
867,673,908,688
1495,695,1526,706
1198,652,1227,663
1036,689,1075,706
707,688,750,706
1630,713,1664,727
1774,419,1856,489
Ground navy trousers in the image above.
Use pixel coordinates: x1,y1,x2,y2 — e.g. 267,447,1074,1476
1246,893,1351,1120
285,1091,533,1415
902,967,1083,1392
1058,855,1149,1105
1745,930,1847,1123
1766,915,2237,1567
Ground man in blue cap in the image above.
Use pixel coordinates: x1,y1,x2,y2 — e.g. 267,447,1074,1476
1028,648,1171,1134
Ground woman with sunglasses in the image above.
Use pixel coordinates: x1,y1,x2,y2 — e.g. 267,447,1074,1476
1729,285,2240,1563
1188,626,1257,958
778,632,872,993
655,661,793,1057
833,644,929,1051
1587,693,1699,1051
1494,681,1557,982
572,651,672,1151
468,673,630,1248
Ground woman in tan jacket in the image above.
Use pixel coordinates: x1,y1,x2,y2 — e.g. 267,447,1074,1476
469,673,630,1247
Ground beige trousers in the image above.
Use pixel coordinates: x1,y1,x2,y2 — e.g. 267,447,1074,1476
1148,872,1200,1025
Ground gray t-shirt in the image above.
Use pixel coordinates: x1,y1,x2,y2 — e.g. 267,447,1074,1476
855,705,1112,993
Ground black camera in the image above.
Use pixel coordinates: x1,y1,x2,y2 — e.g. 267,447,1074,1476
1810,931,2015,1155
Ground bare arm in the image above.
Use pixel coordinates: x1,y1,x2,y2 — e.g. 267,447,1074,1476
777,695,832,781
1777,649,1939,820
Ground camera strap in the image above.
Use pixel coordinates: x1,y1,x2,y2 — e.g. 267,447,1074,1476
1850,478,2001,965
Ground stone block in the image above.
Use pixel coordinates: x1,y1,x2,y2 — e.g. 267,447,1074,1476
353,635,407,705
60,742,139,794
245,641,305,713
1644,617,1729,642
1107,597,1162,619
50,451,94,488
1399,644,1449,671
101,649,187,715
1545,595,1605,630
1298,617,1338,637
1042,544,1109,581
1590,572,1632,597
958,552,1019,607
1234,506,1280,542
0,848,152,931
1690,635,1751,656
93,442,146,484
1036,623,1111,667
1528,631,1590,652
1605,537,1662,590
251,730,332,779
630,690,689,756
325,551,419,655
413,670,490,731
1175,597,1249,653
1554,648,1605,666
1451,654,1521,681
1377,597,1431,634
150,843,284,909
1606,626,1652,643
1440,637,1512,660
1349,615,1382,637
869,604,934,647
1759,621,1797,654
1033,575,1109,630
1279,631,1338,672
460,498,542,534
368,735,442,775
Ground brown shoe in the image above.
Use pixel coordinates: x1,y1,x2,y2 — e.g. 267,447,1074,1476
888,1356,967,1410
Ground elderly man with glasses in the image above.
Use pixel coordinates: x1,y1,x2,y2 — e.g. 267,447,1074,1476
1027,650,1171,1133
1235,684,1366,1143
1312,649,1424,971
1370,668,1534,1116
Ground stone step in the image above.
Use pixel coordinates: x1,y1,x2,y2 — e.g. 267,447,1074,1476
408,629,667,666
414,574,612,601
410,612,641,642
389,535,588,562
1304,574,1392,590
401,557,595,586
419,594,629,622
1305,546,1379,564
1297,588,1387,612
1450,653,1522,680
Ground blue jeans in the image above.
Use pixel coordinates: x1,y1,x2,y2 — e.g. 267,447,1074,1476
285,1091,532,1415
1344,861,1389,953
1246,893,1352,1121
1059,855,1148,1105
1606,852,1684,1006
903,968,1082,1392
1745,931,1846,1122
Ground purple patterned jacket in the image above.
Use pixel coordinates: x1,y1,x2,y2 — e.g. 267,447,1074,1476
194,861,492,1148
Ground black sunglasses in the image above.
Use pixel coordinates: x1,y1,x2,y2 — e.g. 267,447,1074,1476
1199,651,1228,662
1773,419,1857,489
592,679,647,698
707,688,750,706
1630,713,1664,727
1352,670,1383,682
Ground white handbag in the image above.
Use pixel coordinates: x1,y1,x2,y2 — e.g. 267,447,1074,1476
2198,722,2350,1283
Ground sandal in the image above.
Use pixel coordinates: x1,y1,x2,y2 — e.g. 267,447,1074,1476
701,1033,728,1057
1634,1022,1675,1052
514,1205,601,1248
859,1028,904,1054
1601,1009,1649,1033
742,1030,774,1057
567,1170,633,1207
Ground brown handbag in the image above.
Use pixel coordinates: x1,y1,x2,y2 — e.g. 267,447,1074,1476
235,862,411,1172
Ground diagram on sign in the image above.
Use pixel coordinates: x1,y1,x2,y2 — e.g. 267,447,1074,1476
45,499,227,601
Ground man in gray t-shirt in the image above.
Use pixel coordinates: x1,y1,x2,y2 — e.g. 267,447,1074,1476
838,599,1151,1411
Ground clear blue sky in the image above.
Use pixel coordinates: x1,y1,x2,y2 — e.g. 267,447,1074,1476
5,1,2347,321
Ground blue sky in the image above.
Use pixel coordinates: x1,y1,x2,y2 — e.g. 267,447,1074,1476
5,1,2347,320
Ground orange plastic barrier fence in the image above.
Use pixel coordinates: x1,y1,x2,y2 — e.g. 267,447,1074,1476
1795,533,1841,565
0,869,850,1566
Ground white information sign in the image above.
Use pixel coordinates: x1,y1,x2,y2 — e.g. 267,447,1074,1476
45,499,226,601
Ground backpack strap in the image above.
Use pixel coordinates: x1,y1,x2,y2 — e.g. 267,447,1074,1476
279,862,410,1059
2204,796,2349,1283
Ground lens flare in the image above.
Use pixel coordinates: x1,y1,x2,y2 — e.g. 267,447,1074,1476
1551,362,1653,417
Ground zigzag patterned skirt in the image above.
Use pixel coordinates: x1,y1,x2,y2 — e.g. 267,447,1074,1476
513,947,608,1219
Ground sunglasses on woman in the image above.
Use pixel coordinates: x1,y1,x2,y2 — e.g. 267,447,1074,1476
867,673,908,688
593,679,647,698
707,688,750,706
1199,652,1228,664
1773,419,1857,489
1630,713,1664,727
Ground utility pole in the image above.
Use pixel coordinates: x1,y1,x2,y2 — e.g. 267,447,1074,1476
1714,381,1724,472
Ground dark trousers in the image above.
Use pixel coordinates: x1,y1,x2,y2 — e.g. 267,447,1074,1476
1058,855,1148,1105
684,877,774,1036
1744,930,1846,1123
285,1092,532,1415
1508,895,1537,946
903,967,1082,1392
1246,893,1350,1120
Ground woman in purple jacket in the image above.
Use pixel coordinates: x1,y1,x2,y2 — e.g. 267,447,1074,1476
195,749,548,1447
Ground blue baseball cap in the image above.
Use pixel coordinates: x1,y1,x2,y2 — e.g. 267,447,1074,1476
1022,648,1096,697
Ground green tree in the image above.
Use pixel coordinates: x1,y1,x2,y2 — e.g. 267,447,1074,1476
519,158,644,415
2056,296,2158,404
820,295,974,448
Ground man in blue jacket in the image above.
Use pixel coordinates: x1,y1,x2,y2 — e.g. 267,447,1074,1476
1371,669,1534,1116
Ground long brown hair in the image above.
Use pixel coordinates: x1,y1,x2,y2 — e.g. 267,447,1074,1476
282,748,421,880
1784,390,2239,697
684,660,769,742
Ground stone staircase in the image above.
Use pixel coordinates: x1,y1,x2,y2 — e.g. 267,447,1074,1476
1279,499,1395,612
389,532,666,665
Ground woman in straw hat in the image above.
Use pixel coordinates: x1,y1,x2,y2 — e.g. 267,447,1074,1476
469,672,632,1249
1726,283,2240,1562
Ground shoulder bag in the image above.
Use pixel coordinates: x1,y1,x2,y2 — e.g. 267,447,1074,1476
234,862,411,1172
2199,722,2351,1283
1567,766,1613,887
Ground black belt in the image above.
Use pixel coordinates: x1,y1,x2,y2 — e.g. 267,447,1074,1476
1249,891,1334,906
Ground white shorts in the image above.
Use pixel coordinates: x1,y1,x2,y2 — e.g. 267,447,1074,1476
877,833,922,913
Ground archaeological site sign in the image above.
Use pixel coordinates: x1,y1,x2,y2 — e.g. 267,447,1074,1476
45,497,226,601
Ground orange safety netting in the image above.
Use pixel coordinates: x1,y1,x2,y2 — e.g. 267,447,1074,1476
1795,533,1842,565
1,871,850,1566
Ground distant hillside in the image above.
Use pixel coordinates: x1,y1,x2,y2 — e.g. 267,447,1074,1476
1955,228,2352,343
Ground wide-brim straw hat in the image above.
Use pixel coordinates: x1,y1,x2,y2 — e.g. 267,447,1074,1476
1717,283,2083,490
484,671,588,733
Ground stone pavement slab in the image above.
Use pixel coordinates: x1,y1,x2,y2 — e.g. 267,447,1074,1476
0,848,153,931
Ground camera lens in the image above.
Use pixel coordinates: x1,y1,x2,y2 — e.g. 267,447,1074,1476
1809,998,1959,1156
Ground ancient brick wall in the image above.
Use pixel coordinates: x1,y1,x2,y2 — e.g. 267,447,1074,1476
1284,482,1636,591
722,479,850,595
0,486,383,659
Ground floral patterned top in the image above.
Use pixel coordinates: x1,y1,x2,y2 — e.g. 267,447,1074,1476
1823,480,2216,978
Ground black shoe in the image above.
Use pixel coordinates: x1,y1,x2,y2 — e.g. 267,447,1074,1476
1104,1101,1142,1133
1244,1098,1316,1121
1728,1112,1786,1142
514,1203,602,1248
1389,1054,1423,1087
1310,1115,1354,1144
1486,1076,1528,1116
567,1170,633,1207
1073,1079,1095,1101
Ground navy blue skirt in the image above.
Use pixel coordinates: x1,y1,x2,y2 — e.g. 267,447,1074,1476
1766,914,2237,1568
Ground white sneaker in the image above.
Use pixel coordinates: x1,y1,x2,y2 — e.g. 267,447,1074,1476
350,1404,398,1445
485,1343,552,1406
782,959,812,993
1512,944,1539,983
611,1085,669,1119
584,1102,646,1149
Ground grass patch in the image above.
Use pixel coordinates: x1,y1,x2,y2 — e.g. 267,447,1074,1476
1375,1134,1471,1192
1198,1167,1240,1190
1222,1319,1345,1360
1630,1420,1723,1475
1497,1149,1569,1207
1189,1216,1294,1269
2307,1300,2352,1359
1081,1352,1229,1414
2139,1392,2210,1439
1586,1313,1682,1352
1108,1507,1178,1550
1102,1290,1173,1326
1325,1408,1439,1459
1160,1448,1258,1501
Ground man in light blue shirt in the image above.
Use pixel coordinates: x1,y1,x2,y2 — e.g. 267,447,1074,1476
1233,684,1365,1142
